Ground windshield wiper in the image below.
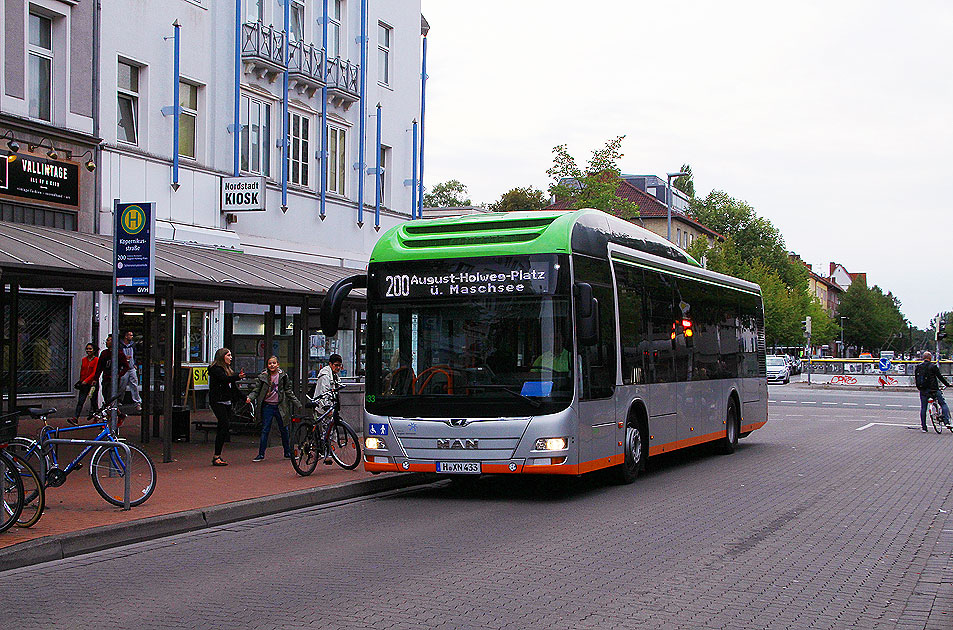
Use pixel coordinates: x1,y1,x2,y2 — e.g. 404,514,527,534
465,384,542,408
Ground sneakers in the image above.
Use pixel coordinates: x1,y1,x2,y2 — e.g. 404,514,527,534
66,417,79,425
252,455,265,462
283,453,293,459
922,427,929,432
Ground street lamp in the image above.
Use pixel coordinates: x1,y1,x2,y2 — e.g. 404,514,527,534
666,171,690,243
840,316,848,358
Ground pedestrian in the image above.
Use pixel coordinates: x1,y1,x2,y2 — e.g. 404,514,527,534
246,356,301,461
312,353,343,412
915,350,951,432
94,334,130,408
208,347,244,466
119,330,143,412
68,343,99,424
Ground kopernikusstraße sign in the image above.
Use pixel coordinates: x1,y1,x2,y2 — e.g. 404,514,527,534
0,151,80,207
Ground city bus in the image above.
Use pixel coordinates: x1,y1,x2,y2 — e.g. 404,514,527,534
322,209,768,483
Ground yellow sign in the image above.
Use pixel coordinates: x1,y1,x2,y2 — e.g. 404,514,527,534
121,204,145,235
191,366,209,390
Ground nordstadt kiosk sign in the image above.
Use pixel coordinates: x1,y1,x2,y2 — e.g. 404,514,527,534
221,176,265,211
114,201,156,295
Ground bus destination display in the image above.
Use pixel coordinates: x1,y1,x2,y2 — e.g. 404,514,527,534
373,256,558,299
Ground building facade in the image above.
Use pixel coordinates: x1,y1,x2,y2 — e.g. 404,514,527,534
2,0,427,404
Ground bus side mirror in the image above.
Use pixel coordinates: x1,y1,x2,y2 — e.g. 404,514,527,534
321,274,368,336
574,282,599,346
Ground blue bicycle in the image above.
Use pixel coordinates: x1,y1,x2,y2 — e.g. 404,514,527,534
7,394,157,507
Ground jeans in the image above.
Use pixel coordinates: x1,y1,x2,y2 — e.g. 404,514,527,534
74,383,97,418
211,402,232,456
120,367,142,404
258,403,291,458
920,389,951,429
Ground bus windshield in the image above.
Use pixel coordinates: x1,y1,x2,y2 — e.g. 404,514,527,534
367,296,574,416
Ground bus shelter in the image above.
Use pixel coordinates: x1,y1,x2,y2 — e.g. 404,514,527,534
0,222,362,462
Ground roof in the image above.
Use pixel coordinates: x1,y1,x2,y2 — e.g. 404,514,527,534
0,222,361,303
548,178,725,240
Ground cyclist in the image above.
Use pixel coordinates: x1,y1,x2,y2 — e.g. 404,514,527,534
312,354,343,413
915,351,951,432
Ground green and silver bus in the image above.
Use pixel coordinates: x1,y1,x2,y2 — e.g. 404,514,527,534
323,209,767,483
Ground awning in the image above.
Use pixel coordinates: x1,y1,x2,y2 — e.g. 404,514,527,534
0,221,364,303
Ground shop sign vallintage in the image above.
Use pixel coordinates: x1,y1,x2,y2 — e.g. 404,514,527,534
0,151,80,207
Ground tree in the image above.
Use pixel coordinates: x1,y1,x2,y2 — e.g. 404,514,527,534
546,136,639,220
836,278,906,353
423,179,472,208
488,186,549,212
672,164,695,198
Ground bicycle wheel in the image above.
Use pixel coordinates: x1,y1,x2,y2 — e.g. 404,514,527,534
6,437,52,485
90,444,156,507
328,421,361,470
930,402,943,434
0,452,24,533
4,451,44,528
291,422,319,476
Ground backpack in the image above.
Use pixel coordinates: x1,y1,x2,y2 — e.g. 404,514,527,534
915,363,929,390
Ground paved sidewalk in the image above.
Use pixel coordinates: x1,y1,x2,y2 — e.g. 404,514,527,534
0,411,430,571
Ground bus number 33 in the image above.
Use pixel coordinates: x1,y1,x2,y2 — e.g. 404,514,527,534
385,275,411,297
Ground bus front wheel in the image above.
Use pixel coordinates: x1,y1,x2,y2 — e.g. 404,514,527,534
614,422,644,485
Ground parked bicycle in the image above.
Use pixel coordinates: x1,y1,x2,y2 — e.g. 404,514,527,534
928,387,952,434
0,410,25,532
290,386,361,475
1,442,44,528
7,395,157,507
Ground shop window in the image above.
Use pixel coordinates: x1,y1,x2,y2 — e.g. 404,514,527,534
6,294,71,394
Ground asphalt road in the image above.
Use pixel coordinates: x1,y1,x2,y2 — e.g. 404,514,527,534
2,394,951,630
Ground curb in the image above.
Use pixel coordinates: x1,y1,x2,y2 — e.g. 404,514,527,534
0,472,437,572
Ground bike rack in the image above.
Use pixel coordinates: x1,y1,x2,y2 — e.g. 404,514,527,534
38,435,134,511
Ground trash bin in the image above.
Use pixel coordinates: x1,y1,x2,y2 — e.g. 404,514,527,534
172,405,190,442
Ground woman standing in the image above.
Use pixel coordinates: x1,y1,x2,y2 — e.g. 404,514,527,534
208,347,244,466
246,356,301,461
69,343,99,423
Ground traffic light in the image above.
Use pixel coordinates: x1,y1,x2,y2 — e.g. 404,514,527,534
939,320,948,340
802,316,812,337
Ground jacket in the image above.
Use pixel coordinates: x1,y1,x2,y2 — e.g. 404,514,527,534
916,361,951,392
94,348,129,382
247,369,301,421
79,356,99,385
312,365,341,412
208,364,242,405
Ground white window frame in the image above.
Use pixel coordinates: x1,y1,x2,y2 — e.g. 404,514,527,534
178,81,199,159
290,1,305,44
240,93,272,176
245,0,264,23
117,60,140,145
378,22,392,86
328,0,343,58
28,12,54,122
378,144,390,208
288,111,311,188
327,124,347,196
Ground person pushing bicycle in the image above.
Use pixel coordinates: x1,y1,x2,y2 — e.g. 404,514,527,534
312,354,343,414
915,351,951,432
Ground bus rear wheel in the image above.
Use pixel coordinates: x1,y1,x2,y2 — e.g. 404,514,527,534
614,422,643,485
720,399,739,454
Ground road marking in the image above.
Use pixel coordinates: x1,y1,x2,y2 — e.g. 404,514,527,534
768,400,776,403
780,400,796,403
886,404,902,408
864,404,881,407
822,402,837,405
856,422,913,431
842,402,858,406
801,401,816,404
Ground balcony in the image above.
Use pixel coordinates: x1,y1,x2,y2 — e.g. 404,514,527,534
241,22,360,106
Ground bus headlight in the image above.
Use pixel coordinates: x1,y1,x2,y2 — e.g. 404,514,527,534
535,437,568,451
365,436,387,450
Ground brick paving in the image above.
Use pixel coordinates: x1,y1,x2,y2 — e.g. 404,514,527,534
0,400,951,629
0,409,374,550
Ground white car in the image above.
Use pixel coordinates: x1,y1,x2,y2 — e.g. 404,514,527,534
767,355,790,384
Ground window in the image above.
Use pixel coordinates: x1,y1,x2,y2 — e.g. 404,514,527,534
377,145,390,207
178,82,198,158
676,228,681,247
327,125,346,195
290,1,304,43
328,0,342,57
12,294,72,394
245,0,263,23
378,22,391,85
288,112,310,187
117,61,140,145
28,13,53,121
240,95,271,176
572,254,616,400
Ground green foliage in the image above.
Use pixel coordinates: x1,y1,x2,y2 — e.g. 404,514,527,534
423,179,472,208
546,136,640,220
488,186,549,213
836,278,906,353
672,164,695,198
806,299,839,345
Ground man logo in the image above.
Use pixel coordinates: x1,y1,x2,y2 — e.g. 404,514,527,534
436,438,478,449
121,205,145,235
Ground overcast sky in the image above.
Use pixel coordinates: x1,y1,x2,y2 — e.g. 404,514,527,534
418,0,952,329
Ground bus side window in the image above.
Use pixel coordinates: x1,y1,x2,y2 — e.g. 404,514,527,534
614,263,646,385
573,254,616,400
